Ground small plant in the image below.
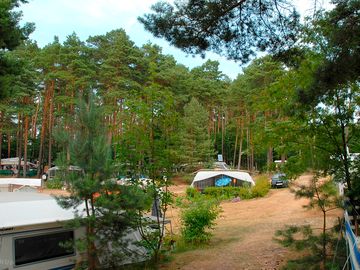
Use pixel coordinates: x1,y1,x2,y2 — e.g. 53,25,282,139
274,223,347,270
179,196,221,244
238,186,253,199
274,174,344,269
252,176,270,197
202,178,270,201
45,179,63,189
185,186,199,198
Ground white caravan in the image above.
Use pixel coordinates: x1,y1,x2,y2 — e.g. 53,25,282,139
0,192,85,270
0,190,150,270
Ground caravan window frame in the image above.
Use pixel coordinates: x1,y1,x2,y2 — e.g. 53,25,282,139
12,228,75,267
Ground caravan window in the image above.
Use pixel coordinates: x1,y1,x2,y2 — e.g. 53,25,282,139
14,230,75,266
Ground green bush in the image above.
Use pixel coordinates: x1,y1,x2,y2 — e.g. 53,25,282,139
46,179,63,189
252,177,270,198
180,196,221,244
183,174,195,184
186,186,200,198
238,186,253,199
202,177,270,201
204,186,236,199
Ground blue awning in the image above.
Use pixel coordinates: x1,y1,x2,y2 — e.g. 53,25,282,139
215,176,232,187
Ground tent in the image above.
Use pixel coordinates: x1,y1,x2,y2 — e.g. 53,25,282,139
191,170,255,191
0,157,37,168
215,176,232,187
47,165,82,179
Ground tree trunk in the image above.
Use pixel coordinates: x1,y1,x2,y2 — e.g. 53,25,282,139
23,116,29,177
0,130,2,165
213,109,217,138
321,210,327,270
37,82,51,177
7,132,11,158
66,146,70,162
87,224,97,270
250,129,254,172
233,121,239,167
32,98,40,139
265,111,273,171
0,111,3,165
83,196,97,270
217,109,220,134
119,99,123,137
16,117,20,159
17,114,23,178
237,127,244,170
221,111,225,162
246,127,250,171
48,84,55,168
112,109,117,159
267,146,273,171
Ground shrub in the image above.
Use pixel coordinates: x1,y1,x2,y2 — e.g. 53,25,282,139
238,186,253,199
203,186,244,199
202,177,270,201
46,179,64,189
203,186,228,199
252,176,270,198
180,196,221,244
186,186,199,198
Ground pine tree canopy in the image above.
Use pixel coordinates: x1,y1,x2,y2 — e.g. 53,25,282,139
0,0,34,99
138,0,301,64
312,0,360,96
0,0,34,50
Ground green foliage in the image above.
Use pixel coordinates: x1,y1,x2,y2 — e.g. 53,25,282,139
252,177,271,197
276,175,343,269
185,186,199,198
45,179,63,189
135,178,174,262
179,196,221,244
55,96,154,269
274,224,347,270
180,173,195,184
302,0,360,102
293,175,339,211
0,0,34,50
139,0,300,63
203,186,241,200
237,186,253,200
177,97,215,165
0,0,34,99
202,178,269,201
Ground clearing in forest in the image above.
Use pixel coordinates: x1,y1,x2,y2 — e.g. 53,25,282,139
162,174,342,270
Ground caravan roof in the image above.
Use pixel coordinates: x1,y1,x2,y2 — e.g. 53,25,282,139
0,178,41,187
191,170,255,186
1,157,37,167
47,165,82,172
0,193,84,229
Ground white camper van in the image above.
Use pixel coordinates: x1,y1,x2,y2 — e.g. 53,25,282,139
0,192,85,270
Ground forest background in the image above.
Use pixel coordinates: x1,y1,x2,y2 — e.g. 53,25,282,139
0,0,359,193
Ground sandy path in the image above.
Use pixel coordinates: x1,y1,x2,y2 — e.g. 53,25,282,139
162,174,342,270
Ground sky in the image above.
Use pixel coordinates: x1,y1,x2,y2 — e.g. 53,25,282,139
19,0,331,80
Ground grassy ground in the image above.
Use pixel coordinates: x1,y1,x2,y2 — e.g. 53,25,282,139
161,174,343,270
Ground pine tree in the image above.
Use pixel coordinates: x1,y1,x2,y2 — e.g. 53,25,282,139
178,97,215,167
0,0,34,99
55,95,152,269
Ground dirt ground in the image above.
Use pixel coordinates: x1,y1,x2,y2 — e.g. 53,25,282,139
161,174,343,270
3,174,341,269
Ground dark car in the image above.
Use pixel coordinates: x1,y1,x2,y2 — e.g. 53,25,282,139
271,173,288,188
